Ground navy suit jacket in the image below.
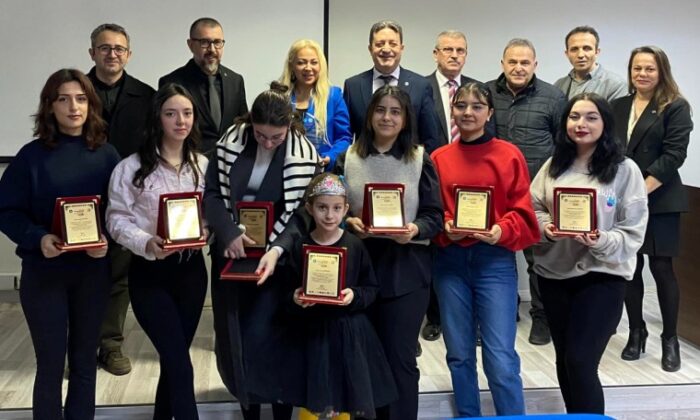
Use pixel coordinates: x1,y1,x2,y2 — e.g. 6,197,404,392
343,67,439,153
159,59,248,154
426,71,479,147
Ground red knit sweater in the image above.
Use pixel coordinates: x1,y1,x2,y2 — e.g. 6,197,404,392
430,137,540,251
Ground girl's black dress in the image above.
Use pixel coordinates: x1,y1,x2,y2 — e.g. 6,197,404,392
287,231,398,418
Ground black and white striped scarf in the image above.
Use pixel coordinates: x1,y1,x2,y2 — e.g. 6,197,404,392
215,124,319,243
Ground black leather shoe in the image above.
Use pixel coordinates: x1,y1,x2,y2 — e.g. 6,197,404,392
421,323,442,341
528,317,551,345
621,325,648,361
416,341,422,357
661,335,681,372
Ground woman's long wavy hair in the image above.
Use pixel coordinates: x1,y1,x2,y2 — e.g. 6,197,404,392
33,68,106,149
549,93,624,184
279,39,330,138
132,83,203,189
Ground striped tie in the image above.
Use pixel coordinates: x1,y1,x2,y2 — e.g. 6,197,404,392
448,80,460,143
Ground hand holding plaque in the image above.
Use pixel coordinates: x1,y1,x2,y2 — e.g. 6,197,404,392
552,187,597,237
51,196,107,251
220,201,274,281
157,192,206,250
298,245,347,305
452,185,494,234
362,183,410,235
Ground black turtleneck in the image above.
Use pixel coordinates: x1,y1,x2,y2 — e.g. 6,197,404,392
459,131,492,146
0,133,120,262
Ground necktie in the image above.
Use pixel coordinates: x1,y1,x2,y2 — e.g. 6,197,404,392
448,80,460,143
208,75,222,131
379,75,393,87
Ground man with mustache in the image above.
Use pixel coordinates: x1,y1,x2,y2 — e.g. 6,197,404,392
87,23,155,376
486,38,567,346
554,26,626,101
343,20,439,153
160,17,248,154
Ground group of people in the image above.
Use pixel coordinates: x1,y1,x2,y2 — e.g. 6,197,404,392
0,15,693,420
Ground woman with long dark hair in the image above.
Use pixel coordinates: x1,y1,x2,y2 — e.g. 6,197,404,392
204,81,319,420
333,85,443,420
107,83,208,419
0,68,119,418
531,92,648,413
612,46,693,372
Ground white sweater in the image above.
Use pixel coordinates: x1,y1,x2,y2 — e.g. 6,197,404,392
530,157,648,280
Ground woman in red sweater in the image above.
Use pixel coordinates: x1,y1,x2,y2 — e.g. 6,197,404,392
430,83,539,417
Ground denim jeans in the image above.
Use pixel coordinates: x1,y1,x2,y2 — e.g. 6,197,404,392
433,243,524,417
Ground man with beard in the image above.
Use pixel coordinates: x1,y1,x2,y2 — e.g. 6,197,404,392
87,23,154,376
160,17,248,154
343,20,438,153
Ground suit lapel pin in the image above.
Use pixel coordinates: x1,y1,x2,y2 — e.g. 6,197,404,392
404,81,409,86
651,109,657,114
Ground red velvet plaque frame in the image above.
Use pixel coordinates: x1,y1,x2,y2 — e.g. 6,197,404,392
298,245,347,305
362,183,410,235
157,192,206,250
553,187,598,237
219,201,274,281
51,195,107,251
451,185,494,234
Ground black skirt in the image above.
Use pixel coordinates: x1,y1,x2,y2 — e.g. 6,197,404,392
639,213,681,257
302,312,398,418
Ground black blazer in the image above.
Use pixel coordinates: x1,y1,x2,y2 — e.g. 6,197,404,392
343,67,439,153
426,71,479,147
159,59,248,154
88,69,154,158
612,95,693,214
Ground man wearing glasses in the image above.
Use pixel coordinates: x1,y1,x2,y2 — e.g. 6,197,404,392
87,23,155,376
160,17,248,154
420,30,480,347
427,31,479,148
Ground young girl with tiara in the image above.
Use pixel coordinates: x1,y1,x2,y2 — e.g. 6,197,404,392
284,173,397,420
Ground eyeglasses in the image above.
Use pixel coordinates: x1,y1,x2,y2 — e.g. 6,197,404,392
438,47,467,56
191,38,225,49
96,45,129,56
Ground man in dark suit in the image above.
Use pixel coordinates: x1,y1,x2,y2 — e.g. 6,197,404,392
421,30,479,344
427,30,479,148
87,23,155,376
343,20,439,153
159,17,248,154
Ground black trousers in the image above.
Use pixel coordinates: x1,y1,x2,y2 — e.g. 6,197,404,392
19,257,110,420
99,245,132,351
129,252,207,420
425,281,441,325
522,247,544,318
372,287,430,420
540,272,625,414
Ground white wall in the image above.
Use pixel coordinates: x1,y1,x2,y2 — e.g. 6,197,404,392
0,0,324,156
328,0,700,185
